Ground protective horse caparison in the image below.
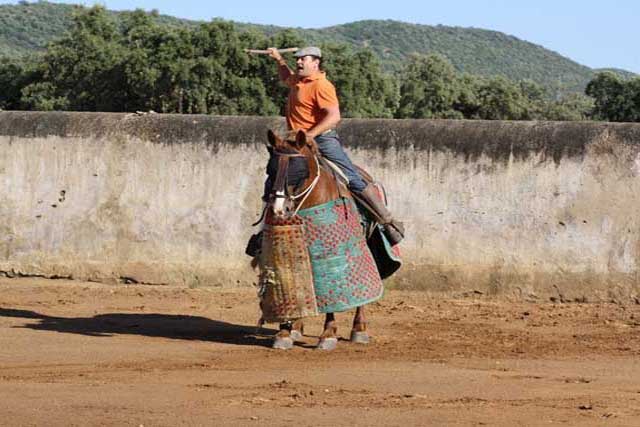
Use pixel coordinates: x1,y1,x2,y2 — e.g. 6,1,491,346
259,129,382,350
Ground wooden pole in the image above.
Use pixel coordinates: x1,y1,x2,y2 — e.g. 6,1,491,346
244,47,299,55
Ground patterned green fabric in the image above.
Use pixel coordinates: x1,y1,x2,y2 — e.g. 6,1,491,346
297,198,383,313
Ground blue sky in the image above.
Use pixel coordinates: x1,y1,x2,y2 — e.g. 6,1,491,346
3,0,639,73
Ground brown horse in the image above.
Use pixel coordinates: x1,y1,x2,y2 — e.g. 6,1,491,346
259,129,372,351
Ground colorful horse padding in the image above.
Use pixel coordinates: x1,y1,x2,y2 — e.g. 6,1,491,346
259,197,398,322
259,220,319,322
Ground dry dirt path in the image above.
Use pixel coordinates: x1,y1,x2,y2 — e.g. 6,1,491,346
1,277,639,426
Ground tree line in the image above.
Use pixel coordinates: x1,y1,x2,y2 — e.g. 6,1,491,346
0,6,638,122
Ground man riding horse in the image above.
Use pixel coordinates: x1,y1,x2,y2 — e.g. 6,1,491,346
266,46,404,244
250,46,404,350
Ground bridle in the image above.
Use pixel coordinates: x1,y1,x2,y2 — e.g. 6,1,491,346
270,147,321,217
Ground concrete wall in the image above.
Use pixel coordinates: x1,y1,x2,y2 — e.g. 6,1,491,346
1,111,640,301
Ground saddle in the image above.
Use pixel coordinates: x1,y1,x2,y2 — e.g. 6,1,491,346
319,157,384,231
317,157,402,280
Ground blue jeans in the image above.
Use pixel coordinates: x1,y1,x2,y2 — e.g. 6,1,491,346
315,133,367,192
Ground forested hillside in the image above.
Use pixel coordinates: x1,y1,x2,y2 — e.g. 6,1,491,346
1,3,638,122
0,1,635,95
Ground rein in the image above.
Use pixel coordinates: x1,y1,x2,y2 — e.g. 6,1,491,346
291,155,320,215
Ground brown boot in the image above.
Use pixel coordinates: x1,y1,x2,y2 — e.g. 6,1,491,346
354,184,405,245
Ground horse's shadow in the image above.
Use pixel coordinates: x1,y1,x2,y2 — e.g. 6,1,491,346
0,307,279,348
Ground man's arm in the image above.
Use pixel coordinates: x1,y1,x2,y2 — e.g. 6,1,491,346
306,106,341,140
267,47,293,82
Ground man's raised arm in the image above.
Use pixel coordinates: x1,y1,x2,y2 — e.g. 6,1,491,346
267,47,293,82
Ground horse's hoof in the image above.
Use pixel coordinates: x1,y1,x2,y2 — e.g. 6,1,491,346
316,337,338,351
272,336,294,350
350,330,370,344
290,329,304,342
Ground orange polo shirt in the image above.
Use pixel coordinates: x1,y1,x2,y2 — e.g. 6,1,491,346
285,71,339,131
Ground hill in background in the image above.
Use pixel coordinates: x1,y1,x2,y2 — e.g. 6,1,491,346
0,1,635,95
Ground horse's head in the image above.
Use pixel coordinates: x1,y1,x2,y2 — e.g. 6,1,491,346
265,129,319,217
267,129,317,155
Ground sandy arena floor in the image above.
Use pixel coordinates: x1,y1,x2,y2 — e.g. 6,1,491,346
1,277,639,426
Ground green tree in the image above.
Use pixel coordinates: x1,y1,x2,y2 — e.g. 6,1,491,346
186,20,277,115
518,79,548,120
626,78,640,122
586,72,640,122
542,93,594,121
454,73,482,118
20,6,126,111
396,54,462,119
321,44,398,118
118,10,168,112
14,7,280,115
475,76,530,120
0,58,29,109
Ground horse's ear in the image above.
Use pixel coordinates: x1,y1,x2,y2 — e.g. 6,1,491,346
267,129,278,147
295,130,307,149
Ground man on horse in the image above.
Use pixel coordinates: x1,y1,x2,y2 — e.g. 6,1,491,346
266,46,405,245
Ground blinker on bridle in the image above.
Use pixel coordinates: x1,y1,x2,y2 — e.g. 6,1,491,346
270,147,320,218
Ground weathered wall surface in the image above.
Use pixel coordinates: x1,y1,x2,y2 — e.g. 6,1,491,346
1,111,640,300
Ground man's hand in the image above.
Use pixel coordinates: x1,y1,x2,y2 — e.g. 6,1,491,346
266,47,283,62
305,106,341,141
304,131,316,145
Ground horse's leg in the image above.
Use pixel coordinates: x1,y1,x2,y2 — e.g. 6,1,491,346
317,313,338,350
350,306,370,344
290,319,305,342
272,322,294,350
272,319,305,350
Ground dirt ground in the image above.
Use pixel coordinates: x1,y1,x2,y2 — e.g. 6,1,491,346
1,277,639,426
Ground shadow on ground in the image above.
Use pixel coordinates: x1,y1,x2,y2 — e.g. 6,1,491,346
0,307,278,348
